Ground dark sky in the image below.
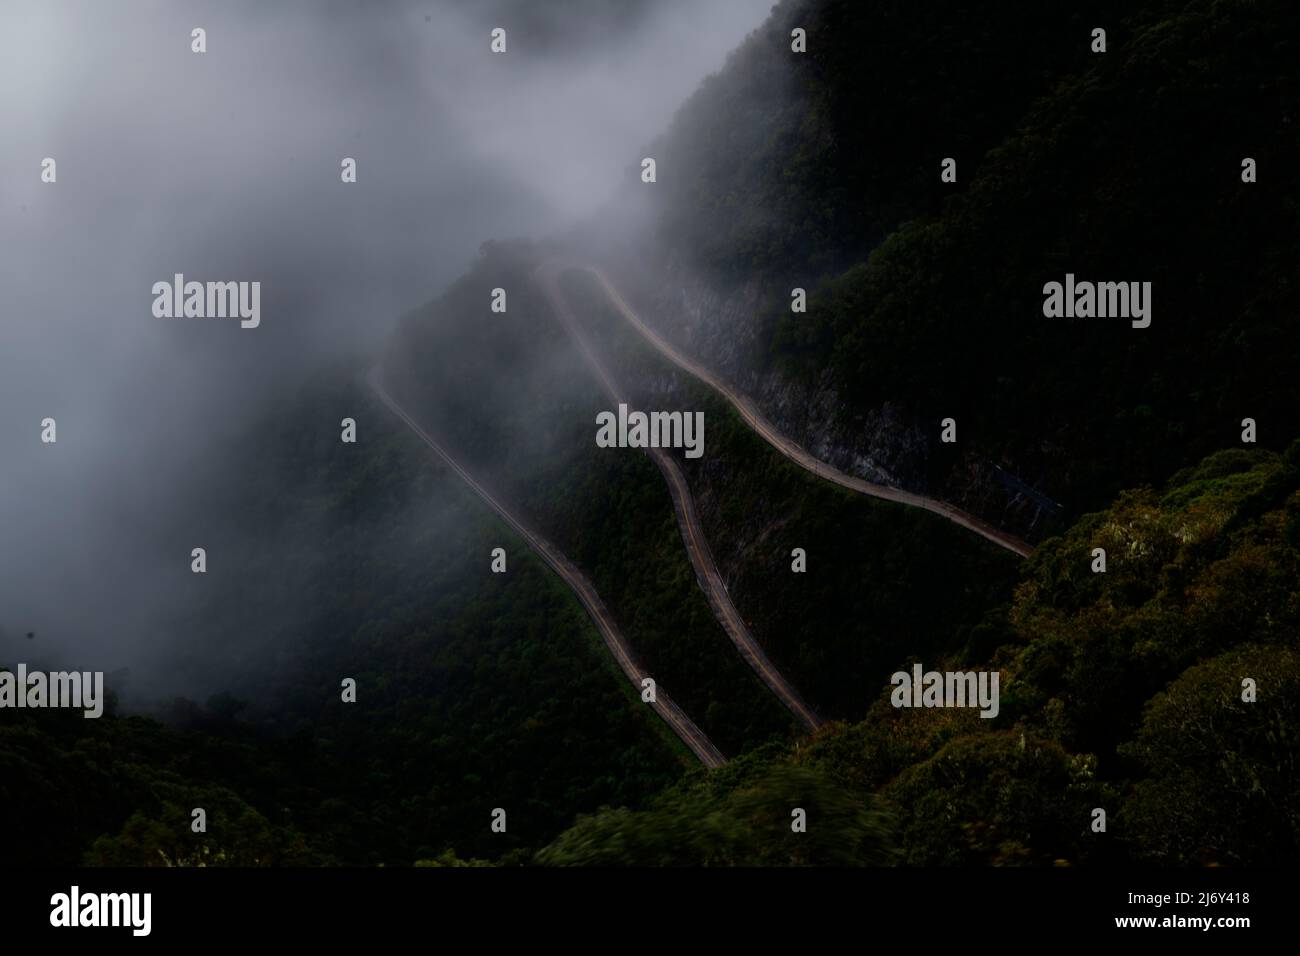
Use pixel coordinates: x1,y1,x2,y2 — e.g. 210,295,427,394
0,0,771,692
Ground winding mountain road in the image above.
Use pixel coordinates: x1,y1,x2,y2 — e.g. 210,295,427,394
368,253,1024,765
368,364,728,769
573,264,1035,559
536,263,824,733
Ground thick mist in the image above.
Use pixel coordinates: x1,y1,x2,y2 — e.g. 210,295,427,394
0,0,772,700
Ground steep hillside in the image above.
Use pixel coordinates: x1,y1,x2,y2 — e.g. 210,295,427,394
540,443,1300,865
649,0,1155,281
558,268,1021,720
387,240,798,754
9,0,1295,873
615,0,1300,539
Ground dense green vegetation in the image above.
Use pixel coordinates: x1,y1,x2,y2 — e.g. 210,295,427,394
644,0,1300,525
538,443,1300,865
538,744,897,866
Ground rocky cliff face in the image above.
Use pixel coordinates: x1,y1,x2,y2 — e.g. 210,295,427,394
599,247,1059,542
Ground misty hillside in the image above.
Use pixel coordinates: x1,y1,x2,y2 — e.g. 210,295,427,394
612,0,1300,539
4,0,1297,874
1,369,686,866
385,241,797,755
0,0,773,683
648,0,1142,279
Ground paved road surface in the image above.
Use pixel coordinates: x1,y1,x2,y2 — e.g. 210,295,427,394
537,263,824,733
575,264,1035,559
368,364,728,769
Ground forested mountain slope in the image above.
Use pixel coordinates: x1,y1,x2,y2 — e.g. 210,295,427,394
615,0,1300,538
7,0,1296,871
541,443,1300,865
